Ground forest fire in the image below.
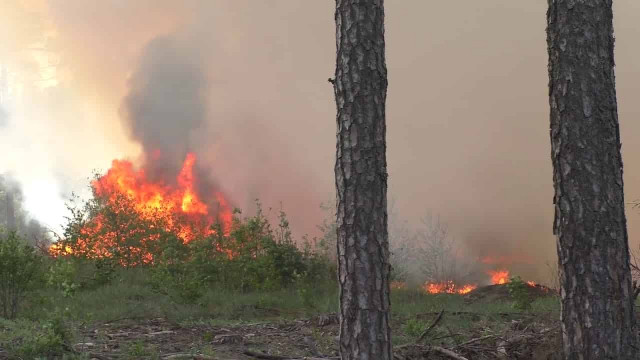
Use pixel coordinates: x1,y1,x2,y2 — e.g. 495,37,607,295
488,269,510,285
423,281,477,295
418,268,540,295
50,153,233,264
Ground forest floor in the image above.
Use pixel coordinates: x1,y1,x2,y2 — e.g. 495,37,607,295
66,305,561,360
0,270,563,360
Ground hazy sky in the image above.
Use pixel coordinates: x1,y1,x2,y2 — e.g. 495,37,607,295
1,1,640,281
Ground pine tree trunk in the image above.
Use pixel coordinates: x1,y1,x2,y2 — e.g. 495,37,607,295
547,1,638,358
333,0,391,359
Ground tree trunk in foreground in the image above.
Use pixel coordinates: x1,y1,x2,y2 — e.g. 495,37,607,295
547,1,638,358
333,0,391,359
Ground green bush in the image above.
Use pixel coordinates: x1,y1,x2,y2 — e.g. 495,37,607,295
0,310,70,358
46,258,80,297
507,276,533,311
145,206,335,300
46,257,117,297
403,318,428,338
0,231,44,319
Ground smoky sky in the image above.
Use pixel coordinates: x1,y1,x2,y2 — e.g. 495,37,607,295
2,1,640,283
0,107,7,128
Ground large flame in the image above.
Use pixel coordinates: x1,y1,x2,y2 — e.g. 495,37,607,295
50,153,232,264
488,269,510,285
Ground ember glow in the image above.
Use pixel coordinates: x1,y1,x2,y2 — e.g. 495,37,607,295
488,269,510,285
423,281,477,295
50,153,232,264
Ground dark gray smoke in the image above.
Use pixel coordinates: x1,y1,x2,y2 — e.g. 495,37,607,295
121,33,209,182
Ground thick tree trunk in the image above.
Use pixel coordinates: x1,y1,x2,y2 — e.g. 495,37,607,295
547,1,638,358
333,0,391,359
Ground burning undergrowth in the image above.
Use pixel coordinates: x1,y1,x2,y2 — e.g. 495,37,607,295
50,152,233,266
388,214,548,295
45,151,336,300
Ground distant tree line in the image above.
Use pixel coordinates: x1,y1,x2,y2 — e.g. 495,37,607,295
0,175,49,245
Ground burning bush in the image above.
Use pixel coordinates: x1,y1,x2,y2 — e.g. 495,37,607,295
50,153,233,266
48,157,334,299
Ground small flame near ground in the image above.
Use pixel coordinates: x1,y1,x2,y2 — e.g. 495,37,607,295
422,281,477,295
393,268,539,295
50,153,233,263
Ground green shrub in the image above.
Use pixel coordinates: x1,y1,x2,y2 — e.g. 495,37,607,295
47,257,117,296
507,276,533,311
46,258,80,297
0,312,70,358
404,318,428,338
0,231,44,319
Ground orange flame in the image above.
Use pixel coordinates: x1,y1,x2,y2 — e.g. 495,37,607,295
50,153,233,264
527,281,536,287
423,281,477,295
488,269,510,285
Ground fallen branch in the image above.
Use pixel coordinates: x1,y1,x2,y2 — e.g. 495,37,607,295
162,354,217,360
87,352,114,360
242,350,339,360
146,330,176,337
431,346,469,360
495,327,560,359
453,334,495,348
417,309,444,343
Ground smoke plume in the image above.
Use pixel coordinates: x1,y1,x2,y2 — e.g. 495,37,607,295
121,32,210,182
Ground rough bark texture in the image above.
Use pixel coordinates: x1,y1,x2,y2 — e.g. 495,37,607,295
547,1,638,358
333,0,391,359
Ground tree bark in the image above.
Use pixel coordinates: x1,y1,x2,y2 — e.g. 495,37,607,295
546,1,638,358
333,0,391,359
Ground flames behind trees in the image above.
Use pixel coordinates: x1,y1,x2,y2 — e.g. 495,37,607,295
388,212,541,295
422,268,538,295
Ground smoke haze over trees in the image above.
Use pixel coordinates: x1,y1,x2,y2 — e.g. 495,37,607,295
0,175,49,244
1,1,640,283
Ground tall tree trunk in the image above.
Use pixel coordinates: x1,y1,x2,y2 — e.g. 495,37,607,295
547,1,638,358
333,0,391,359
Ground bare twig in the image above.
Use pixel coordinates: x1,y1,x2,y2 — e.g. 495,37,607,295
417,309,444,343
162,354,218,360
453,334,496,348
431,346,469,360
145,330,176,337
86,353,114,360
242,351,339,360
